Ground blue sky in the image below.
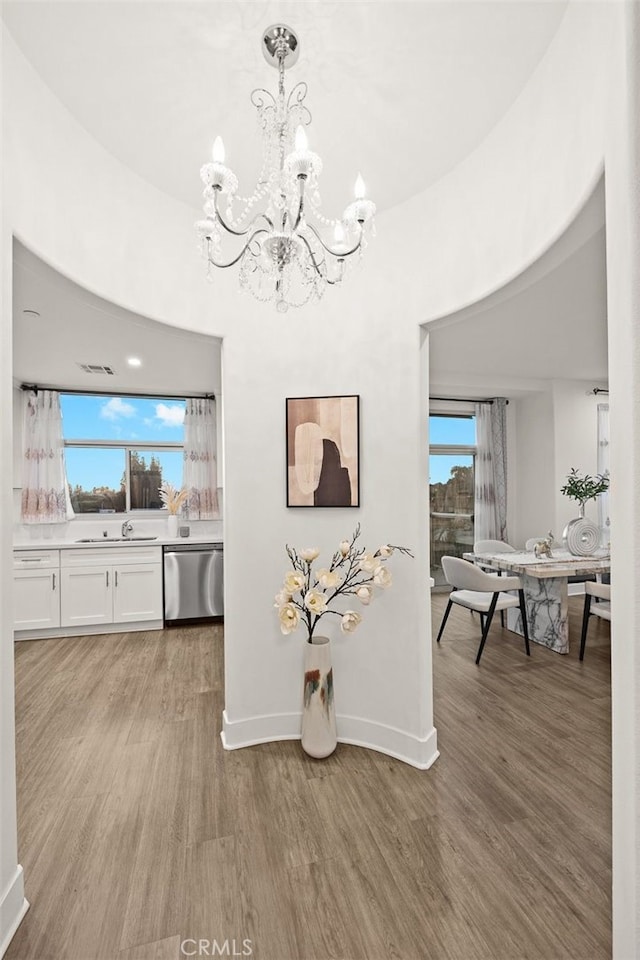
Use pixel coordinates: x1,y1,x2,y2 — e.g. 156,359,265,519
429,415,476,484
60,400,473,489
61,394,185,490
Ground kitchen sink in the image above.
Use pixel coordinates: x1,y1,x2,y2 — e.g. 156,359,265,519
75,536,158,543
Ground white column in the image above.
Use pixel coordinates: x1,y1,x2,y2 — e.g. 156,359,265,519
0,232,29,951
606,3,640,956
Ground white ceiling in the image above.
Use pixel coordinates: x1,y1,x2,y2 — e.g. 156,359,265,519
6,0,608,397
12,242,222,397
1,1,569,216
429,177,608,395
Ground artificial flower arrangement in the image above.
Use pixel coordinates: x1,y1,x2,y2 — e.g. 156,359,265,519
274,524,413,642
158,481,188,515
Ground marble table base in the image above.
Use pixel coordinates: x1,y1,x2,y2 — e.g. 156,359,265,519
506,574,569,654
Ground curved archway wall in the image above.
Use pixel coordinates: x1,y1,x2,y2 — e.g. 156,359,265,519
2,2,638,954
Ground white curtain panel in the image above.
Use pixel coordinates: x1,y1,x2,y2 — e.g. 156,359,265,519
183,397,220,519
21,389,74,523
597,402,610,544
474,398,508,543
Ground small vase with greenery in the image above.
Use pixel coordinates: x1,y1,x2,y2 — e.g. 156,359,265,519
560,467,609,517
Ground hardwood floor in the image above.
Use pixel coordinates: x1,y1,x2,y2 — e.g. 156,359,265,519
7,596,611,960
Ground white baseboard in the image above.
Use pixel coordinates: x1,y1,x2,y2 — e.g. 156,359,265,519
221,709,439,770
0,865,29,959
14,619,163,641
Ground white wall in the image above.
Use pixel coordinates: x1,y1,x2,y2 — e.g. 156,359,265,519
605,4,640,955
510,381,607,548
2,1,632,954
551,380,607,533
513,389,556,546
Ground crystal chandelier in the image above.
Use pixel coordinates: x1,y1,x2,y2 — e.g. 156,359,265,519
195,24,376,313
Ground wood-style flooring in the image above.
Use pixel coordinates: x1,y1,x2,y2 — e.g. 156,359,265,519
7,594,611,960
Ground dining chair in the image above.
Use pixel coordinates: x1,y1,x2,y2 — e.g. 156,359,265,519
474,539,517,555
579,580,611,661
472,539,517,625
436,555,530,665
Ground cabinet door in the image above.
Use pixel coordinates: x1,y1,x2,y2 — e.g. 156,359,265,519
60,565,112,627
13,569,60,630
113,563,162,622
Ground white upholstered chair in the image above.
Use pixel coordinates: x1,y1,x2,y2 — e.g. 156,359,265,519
579,581,611,661
472,539,517,625
474,539,517,555
436,556,531,665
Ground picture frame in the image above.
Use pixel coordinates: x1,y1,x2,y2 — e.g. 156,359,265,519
286,395,360,507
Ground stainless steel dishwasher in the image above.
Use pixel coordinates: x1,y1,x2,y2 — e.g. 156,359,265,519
163,542,224,624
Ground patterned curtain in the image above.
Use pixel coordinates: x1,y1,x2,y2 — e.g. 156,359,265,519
474,398,508,542
597,403,610,545
183,397,220,519
21,390,74,523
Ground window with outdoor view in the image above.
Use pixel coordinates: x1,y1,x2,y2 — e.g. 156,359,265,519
60,394,185,514
429,414,476,586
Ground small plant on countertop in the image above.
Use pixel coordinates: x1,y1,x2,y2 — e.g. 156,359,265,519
159,482,188,515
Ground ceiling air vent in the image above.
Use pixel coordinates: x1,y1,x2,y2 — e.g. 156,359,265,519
77,363,116,375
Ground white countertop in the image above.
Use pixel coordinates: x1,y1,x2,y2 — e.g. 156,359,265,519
14,535,223,551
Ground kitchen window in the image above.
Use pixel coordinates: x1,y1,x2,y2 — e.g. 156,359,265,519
60,394,185,514
429,413,476,586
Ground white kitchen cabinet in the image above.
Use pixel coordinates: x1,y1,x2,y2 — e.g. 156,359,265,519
112,563,163,622
13,550,60,631
60,565,112,627
60,547,163,629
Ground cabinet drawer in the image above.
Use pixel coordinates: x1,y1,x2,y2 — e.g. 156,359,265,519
14,550,60,570
61,546,162,567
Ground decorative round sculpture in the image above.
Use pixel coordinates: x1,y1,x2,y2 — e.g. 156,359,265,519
563,516,601,556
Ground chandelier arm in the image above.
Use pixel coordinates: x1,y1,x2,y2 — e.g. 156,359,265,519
302,221,364,260
298,234,328,277
206,229,270,269
292,190,305,232
213,190,274,236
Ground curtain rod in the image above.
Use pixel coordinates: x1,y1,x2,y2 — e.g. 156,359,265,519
429,396,509,405
20,383,215,401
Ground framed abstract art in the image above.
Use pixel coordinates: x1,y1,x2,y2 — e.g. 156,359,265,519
286,395,360,507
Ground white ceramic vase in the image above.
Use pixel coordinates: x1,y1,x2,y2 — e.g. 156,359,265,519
563,502,600,556
167,514,179,538
301,636,337,759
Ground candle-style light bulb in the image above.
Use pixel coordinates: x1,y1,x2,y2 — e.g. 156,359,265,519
295,125,308,153
212,136,225,164
354,173,366,200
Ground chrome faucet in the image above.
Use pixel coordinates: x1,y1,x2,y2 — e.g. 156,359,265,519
121,520,133,538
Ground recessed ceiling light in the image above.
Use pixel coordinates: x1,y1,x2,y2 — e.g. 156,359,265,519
22,309,40,319
127,357,142,367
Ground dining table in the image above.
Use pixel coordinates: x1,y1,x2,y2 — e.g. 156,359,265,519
462,549,611,654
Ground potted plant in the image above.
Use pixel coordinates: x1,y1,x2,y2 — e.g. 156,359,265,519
159,482,187,537
560,468,609,556
560,467,609,517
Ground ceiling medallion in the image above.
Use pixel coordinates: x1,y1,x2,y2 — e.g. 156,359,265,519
196,24,376,312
